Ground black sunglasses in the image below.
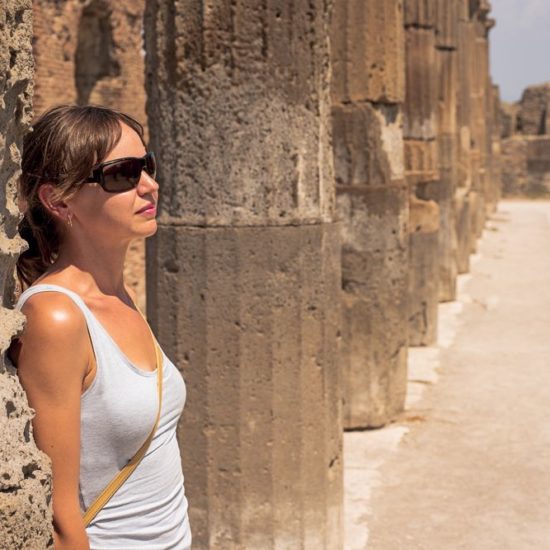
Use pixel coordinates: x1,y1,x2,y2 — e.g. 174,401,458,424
84,151,157,193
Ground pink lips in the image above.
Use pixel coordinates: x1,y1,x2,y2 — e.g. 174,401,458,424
137,204,156,215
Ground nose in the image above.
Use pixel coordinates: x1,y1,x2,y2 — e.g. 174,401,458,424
138,169,159,195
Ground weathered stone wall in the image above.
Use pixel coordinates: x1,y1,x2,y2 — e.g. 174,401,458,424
31,0,148,312
501,82,550,197
331,0,408,429
502,135,550,197
0,1,53,546
144,1,342,548
516,83,550,136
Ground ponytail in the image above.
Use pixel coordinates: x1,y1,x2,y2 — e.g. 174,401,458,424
15,199,61,291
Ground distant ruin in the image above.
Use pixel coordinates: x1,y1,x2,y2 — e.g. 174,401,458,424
501,82,550,196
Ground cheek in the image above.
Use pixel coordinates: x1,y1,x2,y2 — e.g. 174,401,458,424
82,195,134,232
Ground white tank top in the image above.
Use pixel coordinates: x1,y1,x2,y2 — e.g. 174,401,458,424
15,283,192,549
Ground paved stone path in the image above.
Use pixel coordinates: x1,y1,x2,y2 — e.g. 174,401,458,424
345,200,550,550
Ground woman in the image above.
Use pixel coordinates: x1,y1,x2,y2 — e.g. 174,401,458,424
7,104,192,549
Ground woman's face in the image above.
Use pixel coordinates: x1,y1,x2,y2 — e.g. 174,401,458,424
64,121,159,246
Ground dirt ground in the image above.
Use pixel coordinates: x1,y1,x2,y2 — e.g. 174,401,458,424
344,200,550,550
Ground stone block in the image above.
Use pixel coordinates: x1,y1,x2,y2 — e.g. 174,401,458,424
337,185,409,428
331,0,405,104
145,0,334,227
417,133,459,301
438,132,459,171
468,189,485,245
454,189,471,274
456,125,472,189
499,135,550,197
435,0,459,48
469,149,482,194
500,137,528,195
526,136,550,173
148,223,343,549
404,0,436,27
332,102,404,188
457,20,474,130
457,0,469,20
437,48,458,135
408,197,440,346
404,27,438,140
404,139,439,185
517,84,550,135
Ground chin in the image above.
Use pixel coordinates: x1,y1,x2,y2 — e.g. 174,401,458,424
133,220,158,237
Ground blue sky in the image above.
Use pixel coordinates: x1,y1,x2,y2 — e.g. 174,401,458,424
490,0,550,103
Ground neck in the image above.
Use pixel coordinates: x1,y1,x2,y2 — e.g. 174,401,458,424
42,237,132,299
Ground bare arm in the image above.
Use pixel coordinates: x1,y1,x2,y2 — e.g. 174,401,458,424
10,293,92,549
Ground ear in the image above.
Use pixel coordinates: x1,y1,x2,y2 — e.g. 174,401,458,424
37,183,71,223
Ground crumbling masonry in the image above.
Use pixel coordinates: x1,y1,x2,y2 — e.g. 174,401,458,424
1,0,501,547
500,82,550,197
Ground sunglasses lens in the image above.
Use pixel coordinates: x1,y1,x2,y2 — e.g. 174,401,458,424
102,159,142,192
144,152,156,179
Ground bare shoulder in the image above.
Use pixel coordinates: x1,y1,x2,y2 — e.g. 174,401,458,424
10,291,90,380
19,290,87,331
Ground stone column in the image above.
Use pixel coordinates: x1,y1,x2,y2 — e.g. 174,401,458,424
482,22,499,214
1,1,53,546
143,2,342,548
468,1,494,241
455,0,475,273
331,1,408,429
404,0,441,346
489,83,503,209
416,0,460,302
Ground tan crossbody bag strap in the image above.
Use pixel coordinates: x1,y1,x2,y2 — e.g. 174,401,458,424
82,304,163,527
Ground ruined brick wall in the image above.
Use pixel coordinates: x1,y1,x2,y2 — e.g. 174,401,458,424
0,1,53,546
31,0,148,311
516,83,550,136
501,82,550,196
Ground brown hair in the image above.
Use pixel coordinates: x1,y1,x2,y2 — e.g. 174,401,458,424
16,104,146,292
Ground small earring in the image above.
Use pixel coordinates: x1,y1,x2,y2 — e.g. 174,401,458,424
67,213,73,227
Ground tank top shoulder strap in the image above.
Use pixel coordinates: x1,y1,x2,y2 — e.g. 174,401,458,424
15,283,101,335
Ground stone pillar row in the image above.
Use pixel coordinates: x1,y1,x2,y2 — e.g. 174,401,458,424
2,0,500,547
141,2,500,546
338,0,500,438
